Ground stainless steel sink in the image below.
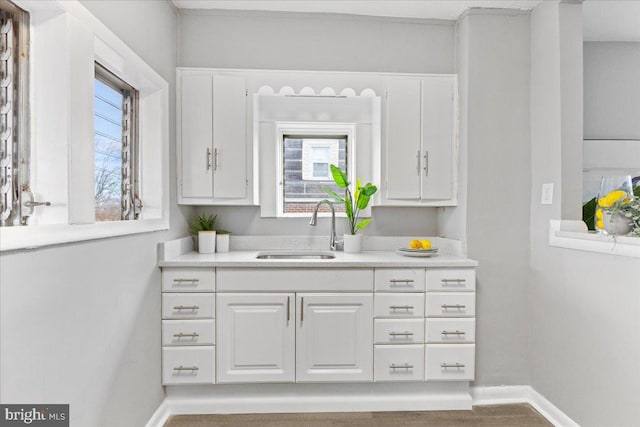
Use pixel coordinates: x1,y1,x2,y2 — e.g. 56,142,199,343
256,251,336,260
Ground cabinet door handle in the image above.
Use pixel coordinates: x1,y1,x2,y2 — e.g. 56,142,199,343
441,330,465,336
173,365,199,371
416,150,421,175
389,279,414,286
214,147,219,170
300,297,305,323
173,332,199,338
441,279,466,286
424,151,429,176
390,363,414,370
441,363,465,369
206,148,212,170
389,331,414,337
287,296,290,322
173,305,199,310
441,304,465,310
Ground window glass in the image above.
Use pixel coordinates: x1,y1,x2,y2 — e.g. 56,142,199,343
283,136,347,215
94,64,139,222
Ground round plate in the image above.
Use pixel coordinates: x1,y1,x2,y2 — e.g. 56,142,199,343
397,247,438,253
396,249,439,257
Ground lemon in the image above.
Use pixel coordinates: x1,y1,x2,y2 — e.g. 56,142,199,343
598,190,628,208
420,239,431,250
595,208,603,220
596,219,604,230
409,239,421,249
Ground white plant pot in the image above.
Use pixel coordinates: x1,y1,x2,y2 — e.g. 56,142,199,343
603,211,633,235
216,234,230,253
198,230,216,254
343,234,362,253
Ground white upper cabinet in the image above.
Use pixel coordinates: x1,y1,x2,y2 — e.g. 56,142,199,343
382,76,458,206
178,70,251,204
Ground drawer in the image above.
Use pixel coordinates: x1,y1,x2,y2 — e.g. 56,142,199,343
162,293,215,319
425,344,475,381
162,268,215,292
375,268,425,292
216,268,373,292
162,346,215,385
375,293,425,318
374,344,425,382
426,269,475,292
375,319,425,344
425,319,475,343
162,319,216,346
425,293,475,317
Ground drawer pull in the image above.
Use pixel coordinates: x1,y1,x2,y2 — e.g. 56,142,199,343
173,332,199,338
390,363,414,370
173,365,199,372
441,279,466,285
389,279,414,286
441,363,465,369
441,304,466,310
172,278,200,284
441,330,465,336
389,331,414,337
173,305,199,310
390,305,414,311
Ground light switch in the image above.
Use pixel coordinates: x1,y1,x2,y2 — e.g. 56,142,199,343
541,183,554,205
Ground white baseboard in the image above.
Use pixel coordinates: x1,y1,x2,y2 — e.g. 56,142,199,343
145,384,578,427
144,400,170,427
471,385,579,427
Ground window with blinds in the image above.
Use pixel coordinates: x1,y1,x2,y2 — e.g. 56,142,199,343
94,63,141,222
0,0,29,227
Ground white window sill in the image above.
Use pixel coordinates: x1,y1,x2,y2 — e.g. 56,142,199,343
549,220,640,258
0,219,169,252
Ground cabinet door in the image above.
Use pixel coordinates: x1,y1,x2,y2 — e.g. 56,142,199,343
386,79,421,200
296,293,373,382
421,77,455,200
217,293,295,383
180,73,213,198
212,75,247,199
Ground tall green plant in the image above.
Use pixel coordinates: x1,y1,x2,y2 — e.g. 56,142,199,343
324,165,378,235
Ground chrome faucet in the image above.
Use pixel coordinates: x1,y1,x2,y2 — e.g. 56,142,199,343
309,200,343,251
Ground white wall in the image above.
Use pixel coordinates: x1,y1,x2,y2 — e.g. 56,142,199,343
0,2,185,426
179,10,455,237
584,41,640,140
530,3,640,426
455,9,532,386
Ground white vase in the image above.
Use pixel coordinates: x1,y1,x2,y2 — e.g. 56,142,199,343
216,234,230,253
603,211,633,235
343,234,362,253
198,230,216,254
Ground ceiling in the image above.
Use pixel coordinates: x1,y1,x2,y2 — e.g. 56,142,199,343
172,0,640,42
171,0,542,20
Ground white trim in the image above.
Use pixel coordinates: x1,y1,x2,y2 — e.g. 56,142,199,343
472,385,579,427
144,400,171,427
549,220,640,258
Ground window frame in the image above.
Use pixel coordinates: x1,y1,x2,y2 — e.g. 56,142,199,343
275,122,356,218
1,0,169,252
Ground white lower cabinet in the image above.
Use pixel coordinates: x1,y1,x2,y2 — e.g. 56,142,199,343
425,344,475,381
375,344,425,382
296,294,373,382
216,293,295,383
162,346,216,385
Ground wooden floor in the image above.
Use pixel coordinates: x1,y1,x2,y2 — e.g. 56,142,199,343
164,404,553,427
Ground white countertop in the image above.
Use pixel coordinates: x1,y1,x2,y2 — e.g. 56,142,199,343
159,250,478,268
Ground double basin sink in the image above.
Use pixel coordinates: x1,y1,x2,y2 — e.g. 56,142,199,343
256,251,336,260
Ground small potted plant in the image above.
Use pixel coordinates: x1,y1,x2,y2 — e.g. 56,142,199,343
325,164,377,253
216,229,231,253
190,213,217,254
